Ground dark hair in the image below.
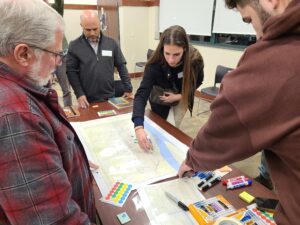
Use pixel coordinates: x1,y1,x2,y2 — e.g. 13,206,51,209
225,0,259,9
225,0,269,25
147,25,192,109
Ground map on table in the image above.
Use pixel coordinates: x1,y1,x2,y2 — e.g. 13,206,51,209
138,178,205,225
71,113,189,195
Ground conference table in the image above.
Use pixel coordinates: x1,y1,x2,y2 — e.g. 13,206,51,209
69,101,277,225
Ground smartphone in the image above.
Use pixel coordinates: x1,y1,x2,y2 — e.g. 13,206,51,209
255,197,279,212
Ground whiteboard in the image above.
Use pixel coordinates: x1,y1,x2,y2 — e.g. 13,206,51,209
159,0,214,36
213,0,255,35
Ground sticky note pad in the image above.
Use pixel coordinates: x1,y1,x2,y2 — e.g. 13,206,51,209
117,212,131,224
97,109,117,117
239,191,255,203
101,182,133,207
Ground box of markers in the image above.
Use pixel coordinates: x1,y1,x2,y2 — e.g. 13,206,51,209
188,195,236,224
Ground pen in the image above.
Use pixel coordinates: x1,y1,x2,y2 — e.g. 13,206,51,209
165,192,207,225
201,176,221,192
146,135,153,151
165,191,189,211
197,172,214,188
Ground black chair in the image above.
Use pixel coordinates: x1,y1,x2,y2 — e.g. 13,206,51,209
201,65,233,98
197,65,233,115
135,49,154,72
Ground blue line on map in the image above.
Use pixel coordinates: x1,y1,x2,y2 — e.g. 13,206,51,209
144,121,180,170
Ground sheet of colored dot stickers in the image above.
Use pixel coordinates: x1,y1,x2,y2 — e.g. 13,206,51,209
229,204,276,225
101,181,133,207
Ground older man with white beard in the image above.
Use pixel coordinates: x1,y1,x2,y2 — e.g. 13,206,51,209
0,0,97,224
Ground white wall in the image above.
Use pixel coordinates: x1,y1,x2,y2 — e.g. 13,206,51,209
63,6,151,73
148,6,160,49
119,6,150,72
62,4,245,88
193,46,243,88
118,5,244,87
49,0,97,43
64,10,83,43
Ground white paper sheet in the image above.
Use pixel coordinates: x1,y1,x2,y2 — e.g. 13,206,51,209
138,178,205,225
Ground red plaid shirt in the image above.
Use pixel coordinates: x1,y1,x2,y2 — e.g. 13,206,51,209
0,62,96,225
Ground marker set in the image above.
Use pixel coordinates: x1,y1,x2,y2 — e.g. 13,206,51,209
189,195,236,224
223,176,252,190
193,170,238,191
195,171,222,192
193,171,213,179
164,190,276,225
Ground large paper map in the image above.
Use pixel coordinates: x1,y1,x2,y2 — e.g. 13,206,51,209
138,178,205,225
71,113,188,195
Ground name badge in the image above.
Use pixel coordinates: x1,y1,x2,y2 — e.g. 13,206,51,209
102,50,112,57
177,72,183,78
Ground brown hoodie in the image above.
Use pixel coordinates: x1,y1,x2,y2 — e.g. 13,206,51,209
186,1,300,224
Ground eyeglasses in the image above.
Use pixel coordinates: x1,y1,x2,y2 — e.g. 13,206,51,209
29,45,67,63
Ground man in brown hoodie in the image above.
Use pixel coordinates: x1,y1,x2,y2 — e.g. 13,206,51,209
178,0,300,224
225,0,274,191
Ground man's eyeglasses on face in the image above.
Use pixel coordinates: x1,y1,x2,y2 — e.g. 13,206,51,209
29,45,67,63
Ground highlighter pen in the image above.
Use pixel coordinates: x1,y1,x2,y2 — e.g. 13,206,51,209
165,191,189,211
201,176,221,192
217,200,229,209
227,180,252,190
197,172,215,188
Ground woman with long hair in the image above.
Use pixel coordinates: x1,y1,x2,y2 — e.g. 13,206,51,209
132,25,204,151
